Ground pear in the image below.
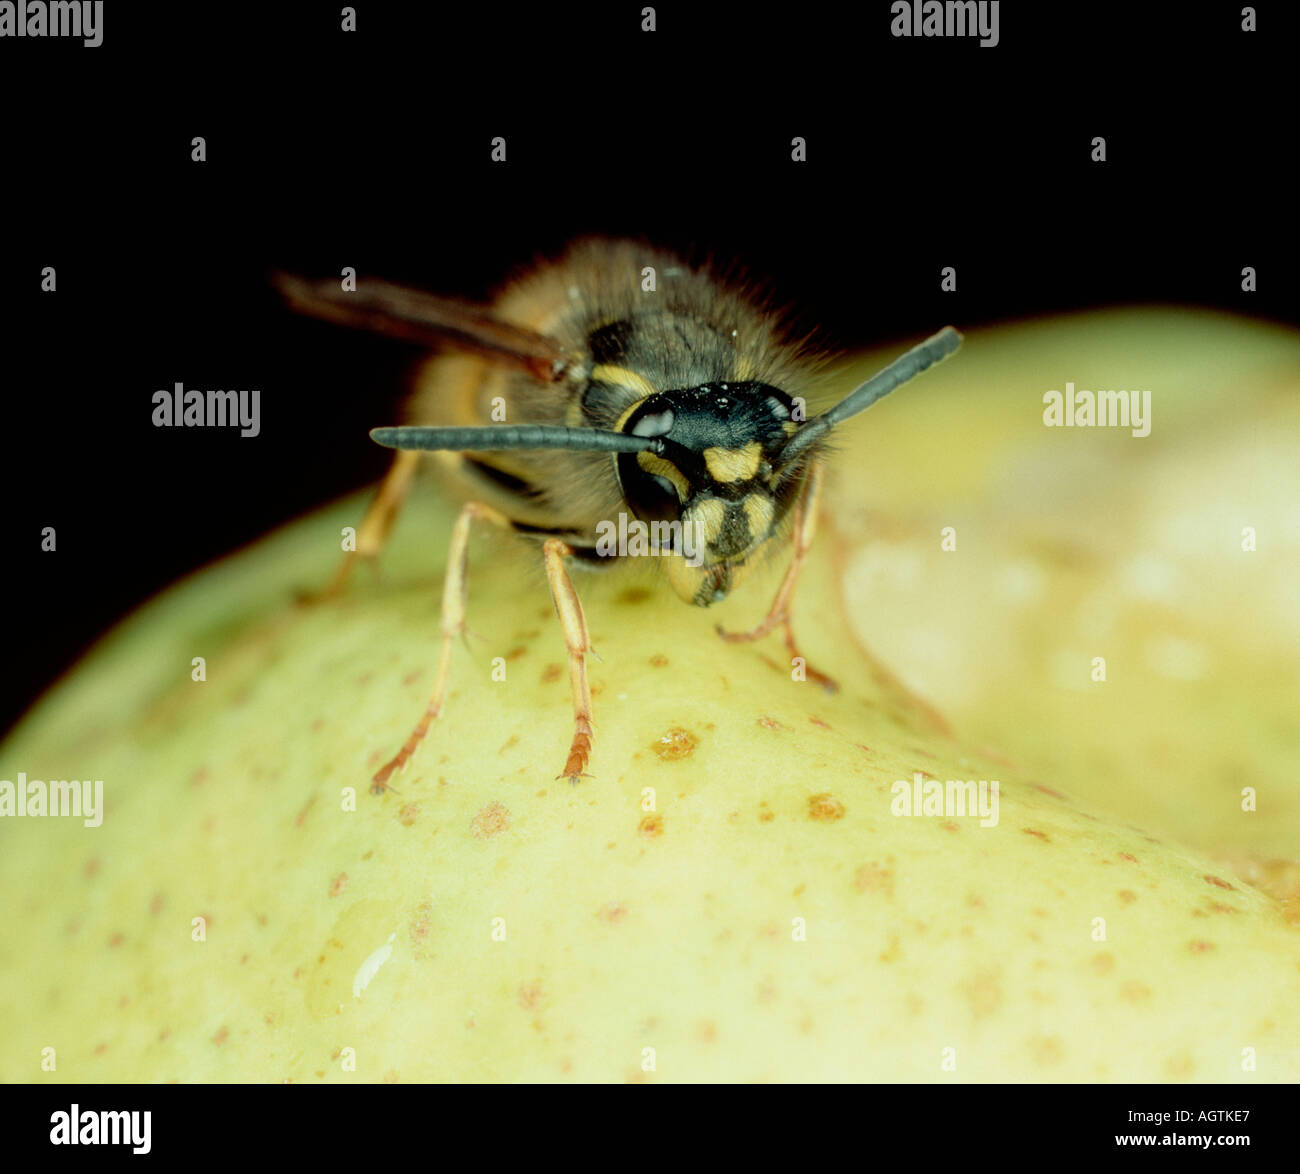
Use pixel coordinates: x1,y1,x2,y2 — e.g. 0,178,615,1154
2,310,1297,1082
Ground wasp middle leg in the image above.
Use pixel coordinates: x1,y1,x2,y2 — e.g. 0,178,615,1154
370,498,506,793
542,538,597,784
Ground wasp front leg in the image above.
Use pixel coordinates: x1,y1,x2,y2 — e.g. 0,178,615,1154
542,539,596,784
716,462,838,692
370,499,505,793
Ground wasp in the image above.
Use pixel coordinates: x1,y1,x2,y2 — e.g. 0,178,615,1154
275,240,960,793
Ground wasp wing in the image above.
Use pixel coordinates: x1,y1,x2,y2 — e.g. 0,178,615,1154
272,272,573,382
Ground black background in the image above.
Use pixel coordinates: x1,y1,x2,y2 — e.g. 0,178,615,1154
2,2,1295,735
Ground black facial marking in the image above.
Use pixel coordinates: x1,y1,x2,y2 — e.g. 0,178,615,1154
662,384,792,452
615,383,799,526
618,384,794,479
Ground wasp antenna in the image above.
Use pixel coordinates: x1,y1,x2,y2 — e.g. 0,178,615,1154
779,326,963,469
370,425,661,455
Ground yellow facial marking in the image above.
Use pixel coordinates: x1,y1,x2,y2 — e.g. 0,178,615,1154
613,399,642,433
742,494,775,541
684,496,728,547
636,451,690,502
663,536,765,606
702,441,762,484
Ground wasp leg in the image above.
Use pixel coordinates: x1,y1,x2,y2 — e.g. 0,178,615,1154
542,538,596,784
715,463,838,692
371,499,505,794
307,449,421,602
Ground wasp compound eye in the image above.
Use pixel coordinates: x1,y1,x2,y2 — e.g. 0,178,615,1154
615,396,688,523
616,452,684,522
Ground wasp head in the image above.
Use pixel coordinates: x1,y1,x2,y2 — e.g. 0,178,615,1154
614,382,808,606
